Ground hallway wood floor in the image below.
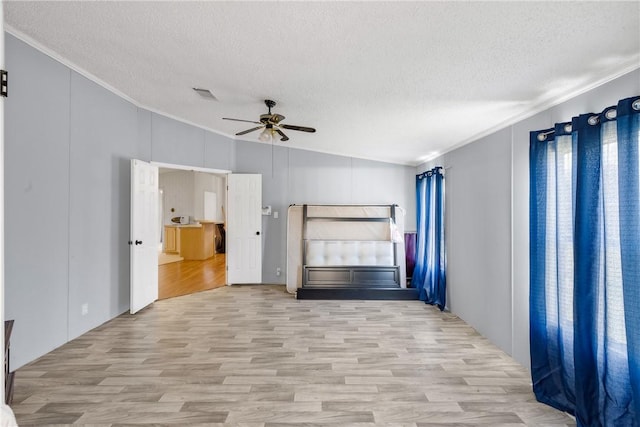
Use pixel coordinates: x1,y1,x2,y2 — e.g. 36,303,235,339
158,253,226,300
11,285,575,426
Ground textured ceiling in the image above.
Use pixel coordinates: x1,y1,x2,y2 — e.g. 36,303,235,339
5,1,640,166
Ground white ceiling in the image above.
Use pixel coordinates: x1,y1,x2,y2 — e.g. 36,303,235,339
5,1,640,166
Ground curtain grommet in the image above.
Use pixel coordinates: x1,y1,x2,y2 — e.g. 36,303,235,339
564,124,572,133
588,115,599,125
633,99,640,111
537,133,547,141
604,108,617,120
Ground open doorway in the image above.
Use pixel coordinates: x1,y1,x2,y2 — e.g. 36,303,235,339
153,162,229,300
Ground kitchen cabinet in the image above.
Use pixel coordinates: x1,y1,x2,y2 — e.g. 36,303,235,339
163,222,214,260
163,226,180,253
179,222,214,260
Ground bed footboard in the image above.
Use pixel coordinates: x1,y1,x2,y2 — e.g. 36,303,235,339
303,265,400,288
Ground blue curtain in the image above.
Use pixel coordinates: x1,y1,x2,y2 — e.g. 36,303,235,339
413,166,446,310
530,96,640,426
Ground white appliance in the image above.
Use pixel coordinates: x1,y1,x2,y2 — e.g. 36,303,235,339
171,216,189,225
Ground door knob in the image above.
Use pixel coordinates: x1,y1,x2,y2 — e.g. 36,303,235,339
135,240,143,245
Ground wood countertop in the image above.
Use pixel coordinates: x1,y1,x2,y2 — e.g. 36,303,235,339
165,221,222,228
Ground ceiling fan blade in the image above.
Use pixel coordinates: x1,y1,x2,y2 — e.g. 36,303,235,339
281,124,316,133
223,117,262,124
236,125,264,136
275,129,289,142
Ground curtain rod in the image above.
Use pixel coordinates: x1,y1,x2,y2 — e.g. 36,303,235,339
537,101,640,141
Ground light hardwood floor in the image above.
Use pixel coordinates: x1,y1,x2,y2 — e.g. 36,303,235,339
158,253,226,300
12,285,575,426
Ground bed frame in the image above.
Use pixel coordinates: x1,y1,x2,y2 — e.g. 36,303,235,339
301,204,401,288
286,204,419,300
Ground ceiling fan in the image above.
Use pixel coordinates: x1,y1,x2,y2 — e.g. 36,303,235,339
223,99,316,142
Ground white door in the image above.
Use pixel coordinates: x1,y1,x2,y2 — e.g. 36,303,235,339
130,159,159,313
204,191,217,220
0,3,6,406
227,174,262,284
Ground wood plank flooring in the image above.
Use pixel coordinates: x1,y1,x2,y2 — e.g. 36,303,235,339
11,285,576,426
158,253,226,300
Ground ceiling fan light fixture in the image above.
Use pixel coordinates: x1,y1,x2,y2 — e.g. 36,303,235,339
258,127,272,142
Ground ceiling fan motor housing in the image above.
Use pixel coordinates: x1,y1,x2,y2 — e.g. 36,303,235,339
260,113,285,124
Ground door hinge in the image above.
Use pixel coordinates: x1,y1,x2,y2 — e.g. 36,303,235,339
1,70,7,98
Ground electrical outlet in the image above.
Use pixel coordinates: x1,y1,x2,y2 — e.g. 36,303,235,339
273,211,279,219
276,267,281,276
81,303,89,316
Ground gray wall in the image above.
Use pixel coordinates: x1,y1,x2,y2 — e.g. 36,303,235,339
234,142,416,284
418,69,640,368
67,72,139,341
5,34,71,367
4,34,416,369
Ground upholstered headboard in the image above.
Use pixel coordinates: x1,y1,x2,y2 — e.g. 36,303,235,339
305,240,395,266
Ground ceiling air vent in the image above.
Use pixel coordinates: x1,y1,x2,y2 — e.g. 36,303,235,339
192,87,218,100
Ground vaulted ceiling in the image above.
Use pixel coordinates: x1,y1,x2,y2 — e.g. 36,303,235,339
5,1,639,165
